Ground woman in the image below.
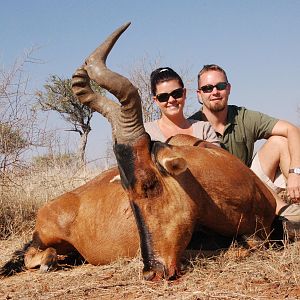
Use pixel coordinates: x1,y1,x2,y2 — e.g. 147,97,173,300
144,67,219,145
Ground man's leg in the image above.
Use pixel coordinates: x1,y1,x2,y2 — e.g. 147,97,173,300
252,137,300,223
257,136,290,180
251,138,287,195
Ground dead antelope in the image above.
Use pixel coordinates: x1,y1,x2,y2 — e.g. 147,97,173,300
71,22,276,280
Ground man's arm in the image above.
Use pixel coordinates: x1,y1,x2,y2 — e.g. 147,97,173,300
271,120,300,201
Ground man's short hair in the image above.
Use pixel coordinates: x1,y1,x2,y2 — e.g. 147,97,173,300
197,64,228,88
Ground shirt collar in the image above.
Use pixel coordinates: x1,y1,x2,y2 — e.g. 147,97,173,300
226,105,238,125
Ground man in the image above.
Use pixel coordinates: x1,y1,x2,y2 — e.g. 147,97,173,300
189,64,300,222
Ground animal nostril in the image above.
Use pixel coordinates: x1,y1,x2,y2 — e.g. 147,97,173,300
168,271,180,281
143,264,180,281
143,269,157,281
143,259,167,281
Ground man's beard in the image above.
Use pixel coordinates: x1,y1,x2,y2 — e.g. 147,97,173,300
204,101,226,112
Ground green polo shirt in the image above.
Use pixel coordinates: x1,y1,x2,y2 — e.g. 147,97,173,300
189,105,278,167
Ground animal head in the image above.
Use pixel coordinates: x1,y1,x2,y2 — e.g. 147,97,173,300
72,23,276,281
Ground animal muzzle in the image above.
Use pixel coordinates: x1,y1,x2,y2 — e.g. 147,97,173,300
142,259,180,281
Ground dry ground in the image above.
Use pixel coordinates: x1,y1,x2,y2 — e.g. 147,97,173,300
1,237,300,300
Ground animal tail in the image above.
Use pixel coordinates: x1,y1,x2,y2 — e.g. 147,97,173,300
0,241,32,277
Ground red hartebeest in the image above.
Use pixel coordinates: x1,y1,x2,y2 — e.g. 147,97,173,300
70,22,276,280
0,23,276,280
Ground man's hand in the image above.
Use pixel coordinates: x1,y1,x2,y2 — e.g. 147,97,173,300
287,173,300,203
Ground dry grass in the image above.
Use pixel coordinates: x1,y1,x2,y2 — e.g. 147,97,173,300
1,239,300,299
1,164,300,299
0,161,100,239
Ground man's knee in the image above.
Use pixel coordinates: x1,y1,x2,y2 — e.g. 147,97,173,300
257,135,290,180
251,152,286,193
264,135,288,150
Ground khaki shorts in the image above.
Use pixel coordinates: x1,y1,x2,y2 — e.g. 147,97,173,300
250,153,286,194
251,154,300,223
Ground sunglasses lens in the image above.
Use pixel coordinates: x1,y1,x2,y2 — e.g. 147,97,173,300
201,85,213,93
216,82,227,90
156,93,169,102
170,88,184,99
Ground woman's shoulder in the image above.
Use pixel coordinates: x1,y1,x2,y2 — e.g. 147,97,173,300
144,120,166,142
144,120,159,131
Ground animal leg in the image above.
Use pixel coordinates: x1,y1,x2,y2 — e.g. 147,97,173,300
25,246,58,272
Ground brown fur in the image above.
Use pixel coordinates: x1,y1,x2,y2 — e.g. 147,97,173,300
36,168,140,263
0,137,277,279
15,168,139,274
125,135,276,280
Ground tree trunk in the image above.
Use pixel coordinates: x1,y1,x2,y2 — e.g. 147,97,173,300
78,129,89,167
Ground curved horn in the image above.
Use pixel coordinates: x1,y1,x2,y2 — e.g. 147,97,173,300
72,22,145,144
72,67,120,138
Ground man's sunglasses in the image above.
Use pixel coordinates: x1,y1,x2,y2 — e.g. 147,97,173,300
199,82,228,93
155,88,184,103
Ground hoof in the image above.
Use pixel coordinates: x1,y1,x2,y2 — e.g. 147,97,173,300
39,263,56,273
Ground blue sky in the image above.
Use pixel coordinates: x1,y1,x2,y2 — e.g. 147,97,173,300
1,0,300,162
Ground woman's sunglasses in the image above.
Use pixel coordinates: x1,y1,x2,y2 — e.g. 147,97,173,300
199,82,228,93
155,88,184,103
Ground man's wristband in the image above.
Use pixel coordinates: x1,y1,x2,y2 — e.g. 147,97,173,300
289,168,300,175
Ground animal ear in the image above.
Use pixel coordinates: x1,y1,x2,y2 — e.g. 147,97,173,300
152,141,188,175
166,134,201,146
160,156,187,176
